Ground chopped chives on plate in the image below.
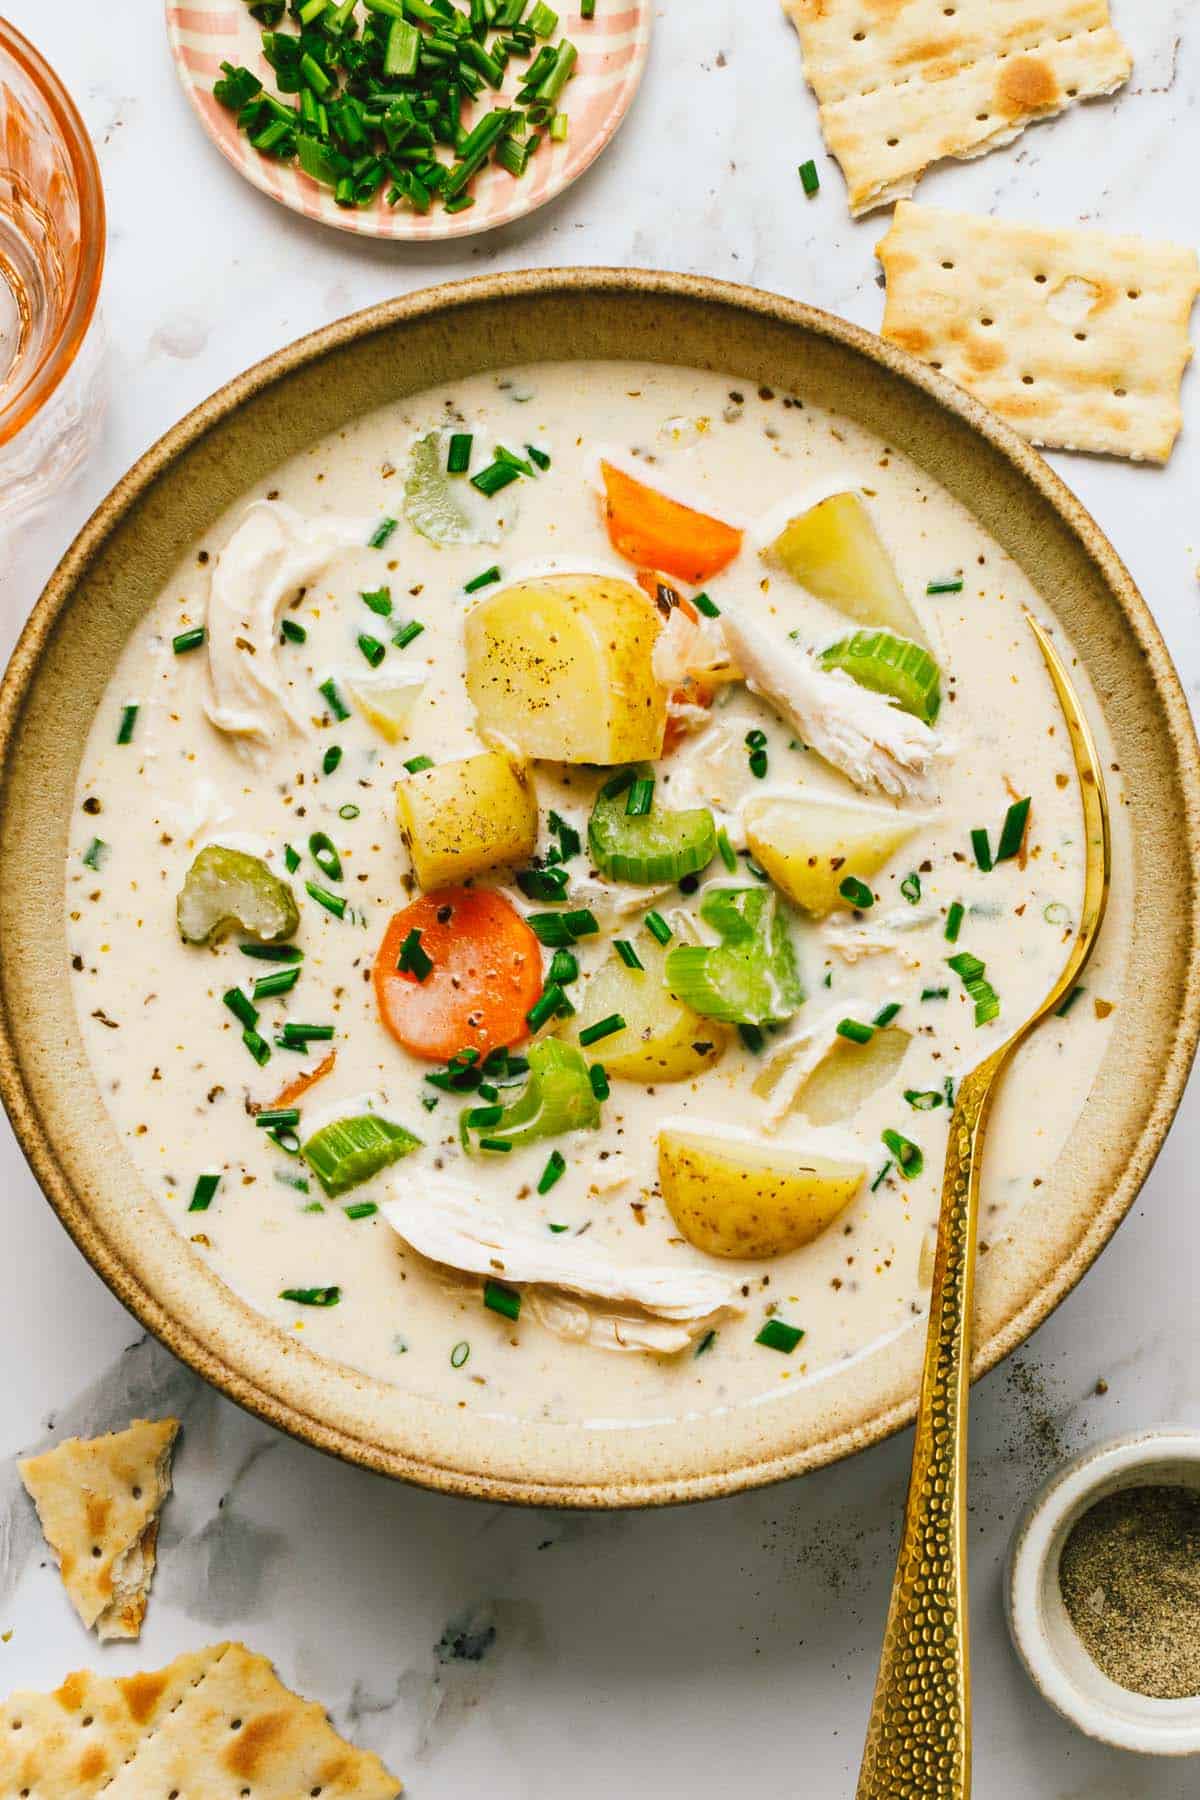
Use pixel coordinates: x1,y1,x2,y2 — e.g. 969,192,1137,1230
397,926,433,981
361,586,393,617
945,900,965,942
926,576,964,595
970,828,993,872
900,872,922,904
280,618,307,644
692,590,720,618
172,626,206,654
644,910,672,945
839,875,874,909
613,939,643,970
798,157,819,195
306,881,346,919
322,745,342,776
756,1317,804,1354
253,966,301,1000
188,1173,220,1213
368,516,398,549
357,632,386,668
579,1012,625,1047
837,1018,874,1045
537,1149,566,1194
393,619,425,650
464,564,502,593
318,677,349,721
280,1285,341,1306
447,432,473,474
483,1278,521,1320
882,1128,924,1178
116,703,139,745
404,753,434,773
996,795,1031,862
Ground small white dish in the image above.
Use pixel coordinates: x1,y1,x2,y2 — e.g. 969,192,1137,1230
1006,1428,1200,1756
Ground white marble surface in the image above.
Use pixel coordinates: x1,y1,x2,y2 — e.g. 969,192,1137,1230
2,3,1199,1793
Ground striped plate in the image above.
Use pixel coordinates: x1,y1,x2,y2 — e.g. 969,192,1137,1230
165,2,651,241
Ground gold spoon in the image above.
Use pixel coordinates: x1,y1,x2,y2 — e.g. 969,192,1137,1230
855,614,1111,1800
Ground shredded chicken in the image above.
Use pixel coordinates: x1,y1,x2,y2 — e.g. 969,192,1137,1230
824,906,940,966
651,606,736,690
382,1178,744,1355
204,501,362,756
719,610,938,798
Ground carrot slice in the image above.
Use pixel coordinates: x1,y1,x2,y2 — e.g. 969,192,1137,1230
272,1050,336,1108
601,462,743,585
374,888,543,1063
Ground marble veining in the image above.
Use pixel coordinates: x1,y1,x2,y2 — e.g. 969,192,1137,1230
1,2,1199,1794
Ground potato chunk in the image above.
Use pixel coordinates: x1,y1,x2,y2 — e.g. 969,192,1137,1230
761,492,926,645
658,1129,865,1259
568,937,727,1083
464,574,667,764
744,792,917,917
795,1027,911,1126
396,751,536,891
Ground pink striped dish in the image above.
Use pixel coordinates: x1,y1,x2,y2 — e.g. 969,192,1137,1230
165,1,651,240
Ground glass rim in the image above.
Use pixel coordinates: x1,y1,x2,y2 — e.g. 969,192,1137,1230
0,20,106,451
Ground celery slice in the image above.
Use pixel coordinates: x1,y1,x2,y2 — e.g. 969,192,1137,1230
663,886,804,1028
177,845,299,946
461,1039,600,1152
302,1113,422,1198
818,630,941,725
588,766,717,885
404,430,500,548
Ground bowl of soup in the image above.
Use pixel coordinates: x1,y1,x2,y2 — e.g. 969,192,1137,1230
1,270,1197,1504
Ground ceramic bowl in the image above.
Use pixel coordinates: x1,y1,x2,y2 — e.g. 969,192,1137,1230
1007,1429,1200,1755
1,270,1198,1506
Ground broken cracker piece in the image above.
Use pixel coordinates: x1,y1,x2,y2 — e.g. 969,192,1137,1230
877,201,1200,463
0,1643,402,1799
782,0,1131,216
18,1417,179,1642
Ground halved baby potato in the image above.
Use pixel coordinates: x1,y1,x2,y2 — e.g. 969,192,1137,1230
658,1128,865,1259
396,750,537,891
464,573,667,764
567,936,727,1083
744,792,917,917
761,492,926,646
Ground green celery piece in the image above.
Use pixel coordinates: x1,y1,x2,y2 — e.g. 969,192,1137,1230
404,430,498,547
663,886,804,1027
817,630,941,725
177,845,299,946
588,765,717,884
302,1113,422,1198
462,1039,599,1151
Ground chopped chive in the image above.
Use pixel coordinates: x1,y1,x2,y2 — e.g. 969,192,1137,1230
308,831,343,881
484,1278,521,1320
970,828,993,872
470,459,522,497
397,926,434,981
547,810,581,860
996,796,1031,862
361,586,393,617
948,950,1001,1026
393,620,425,650
527,913,576,947
517,864,569,902
189,1173,220,1212
756,1317,804,1354
240,941,303,963
716,826,738,872
745,728,767,748
285,843,302,873
306,881,347,919
322,745,342,776
548,1221,568,1233
243,1028,272,1066
625,775,654,818
945,900,965,942
613,939,643,970
904,1089,943,1111
563,908,598,938
601,767,635,801
579,1012,625,1047
548,948,578,985
644,909,672,945
278,1021,335,1046
345,1201,378,1220
837,1018,874,1045
339,803,360,820
588,1063,610,1101
526,984,567,1031
871,1160,893,1192
873,1002,901,1028
318,677,350,721
447,432,473,474
882,1128,924,1178
223,986,258,1030
82,837,107,871
926,576,964,595
738,1023,765,1054
450,1339,471,1367
280,1285,341,1306
464,564,502,593
694,1328,717,1357
1044,900,1072,926
404,753,434,773
116,703,139,745
478,1136,514,1153
945,1075,956,1108
921,986,949,1001
280,618,307,644
692,591,720,618
526,443,551,470
256,1107,301,1129
172,626,206,654
798,157,819,195
537,1149,566,1194
253,966,302,1000
1056,984,1085,1018
357,632,386,668
839,875,874,910
900,871,922,904
368,516,398,549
